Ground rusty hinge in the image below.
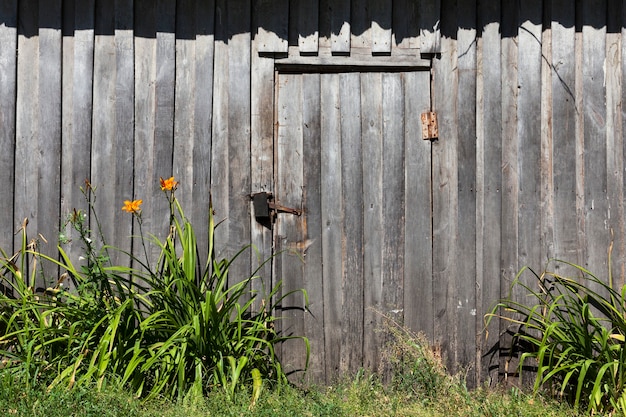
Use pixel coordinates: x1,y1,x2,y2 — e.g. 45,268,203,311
421,111,438,140
251,192,301,229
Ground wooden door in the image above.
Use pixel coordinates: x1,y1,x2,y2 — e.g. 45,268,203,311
272,69,432,384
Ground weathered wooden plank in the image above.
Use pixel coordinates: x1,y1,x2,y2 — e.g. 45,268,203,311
540,0,554,270
361,72,383,372
370,0,392,53
211,0,230,262
60,0,94,284
419,0,441,53
14,0,39,266
350,0,369,49
475,0,502,386
92,0,134,267
174,0,198,219
403,70,433,339
320,73,342,380
133,0,157,268
275,72,306,379
393,0,419,49
250,4,273,304
191,0,215,266
301,72,324,384
499,0,519,383
518,0,543,275
516,0,543,385
0,0,17,255
226,0,252,283
582,1,609,280
113,0,135,263
339,72,363,375
329,0,350,53
605,0,624,285
295,0,319,53
381,72,405,379
455,0,477,384
256,0,288,53
431,0,459,374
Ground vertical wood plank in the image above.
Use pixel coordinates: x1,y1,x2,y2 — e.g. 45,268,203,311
582,1,608,279
301,72,325,384
551,1,578,267
499,0,519,383
15,0,39,269
61,0,94,283
393,0,419,49
419,0,441,53
381,72,405,381
256,0,288,53
518,0,543,273
92,0,134,267
0,0,17,255
403,70,433,340
174,0,198,218
369,0,392,53
114,0,135,262
517,0,543,386
295,0,319,53
320,73,343,381
192,0,215,265
339,72,363,375
173,0,215,264
350,0,369,49
476,0,502,385
133,0,158,266
456,0,477,384
211,0,230,262
329,0,350,53
275,72,306,379
431,0,459,373
227,0,252,283
37,0,63,285
361,72,383,372
605,0,624,285
251,1,273,305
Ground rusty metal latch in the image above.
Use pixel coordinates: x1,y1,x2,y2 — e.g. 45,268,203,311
251,192,301,227
421,111,438,140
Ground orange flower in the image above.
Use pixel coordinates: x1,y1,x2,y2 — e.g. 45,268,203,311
122,199,143,214
160,176,178,191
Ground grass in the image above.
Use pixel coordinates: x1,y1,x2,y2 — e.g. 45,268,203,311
0,369,581,417
0,312,582,417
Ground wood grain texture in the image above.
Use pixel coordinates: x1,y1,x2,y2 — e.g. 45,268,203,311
403,70,432,340
320,73,343,380
339,72,364,375
226,0,252,284
300,72,325,384
431,0,459,373
0,0,17,255
275,72,306,378
361,72,384,372
582,0,609,282
455,0,477,385
475,0,502,385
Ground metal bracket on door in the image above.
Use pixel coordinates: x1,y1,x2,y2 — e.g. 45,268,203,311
251,192,302,228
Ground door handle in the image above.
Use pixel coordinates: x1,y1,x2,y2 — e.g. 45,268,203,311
251,192,301,226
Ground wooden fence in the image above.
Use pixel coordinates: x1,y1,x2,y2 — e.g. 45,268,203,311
0,0,625,387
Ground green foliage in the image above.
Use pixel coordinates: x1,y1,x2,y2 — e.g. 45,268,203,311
488,259,626,415
0,179,308,402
